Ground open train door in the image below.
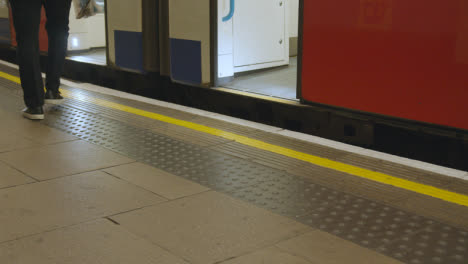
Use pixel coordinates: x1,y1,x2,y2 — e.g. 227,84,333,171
167,0,212,87
106,0,159,72
215,0,299,100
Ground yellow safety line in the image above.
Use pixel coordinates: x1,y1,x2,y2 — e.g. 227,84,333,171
2,70,468,207
0,71,21,84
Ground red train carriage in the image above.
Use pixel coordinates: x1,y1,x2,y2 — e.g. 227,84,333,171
300,0,468,131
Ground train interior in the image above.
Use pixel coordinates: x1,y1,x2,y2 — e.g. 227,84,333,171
67,0,107,66
217,0,300,100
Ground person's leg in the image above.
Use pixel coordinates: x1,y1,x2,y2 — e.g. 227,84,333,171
43,0,72,96
9,0,44,110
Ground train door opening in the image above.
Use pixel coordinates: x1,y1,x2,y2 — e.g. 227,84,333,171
67,0,107,65
216,0,300,100
3,1,107,65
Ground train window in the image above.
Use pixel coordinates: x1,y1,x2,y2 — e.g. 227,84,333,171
216,0,299,101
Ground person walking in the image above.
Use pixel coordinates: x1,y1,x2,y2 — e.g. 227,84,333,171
9,0,72,120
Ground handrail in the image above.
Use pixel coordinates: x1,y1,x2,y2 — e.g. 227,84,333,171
222,0,235,22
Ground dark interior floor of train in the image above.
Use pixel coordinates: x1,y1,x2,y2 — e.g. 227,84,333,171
67,48,107,66
223,57,298,101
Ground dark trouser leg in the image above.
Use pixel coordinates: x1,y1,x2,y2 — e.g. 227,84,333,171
43,0,72,92
9,0,44,108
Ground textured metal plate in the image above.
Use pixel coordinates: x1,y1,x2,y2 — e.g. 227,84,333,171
231,178,343,218
299,198,430,247
378,224,468,263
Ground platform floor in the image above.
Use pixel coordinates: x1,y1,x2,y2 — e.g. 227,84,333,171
223,57,297,100
0,61,467,264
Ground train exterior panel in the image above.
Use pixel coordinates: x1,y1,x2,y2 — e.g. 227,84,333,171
300,0,468,131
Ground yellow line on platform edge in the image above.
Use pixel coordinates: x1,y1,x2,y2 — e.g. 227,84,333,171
2,70,468,207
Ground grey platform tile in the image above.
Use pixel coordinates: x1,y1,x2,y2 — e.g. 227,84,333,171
0,108,16,120
0,219,188,264
276,231,403,264
0,140,134,180
112,191,310,264
0,129,38,153
0,92,60,137
0,161,35,189
3,118,77,145
104,162,209,200
0,171,165,243
220,247,312,264
0,85,25,109
0,83,21,100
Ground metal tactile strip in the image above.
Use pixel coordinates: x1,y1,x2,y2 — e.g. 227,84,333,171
299,198,431,248
378,224,468,263
44,105,286,195
175,158,286,193
40,101,468,264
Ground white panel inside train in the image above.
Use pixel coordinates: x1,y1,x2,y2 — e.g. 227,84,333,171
218,0,299,78
168,0,211,86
